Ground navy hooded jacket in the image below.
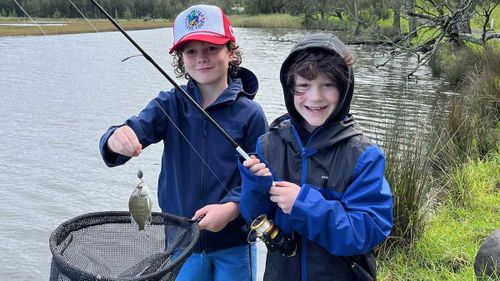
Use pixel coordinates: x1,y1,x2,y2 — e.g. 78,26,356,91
100,67,268,252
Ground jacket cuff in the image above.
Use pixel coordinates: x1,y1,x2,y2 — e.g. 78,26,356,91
99,126,127,166
237,160,273,194
290,184,317,219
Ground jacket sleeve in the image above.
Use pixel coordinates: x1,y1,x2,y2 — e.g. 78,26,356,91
98,90,173,167
237,136,276,223
221,103,269,204
99,125,131,167
289,145,393,256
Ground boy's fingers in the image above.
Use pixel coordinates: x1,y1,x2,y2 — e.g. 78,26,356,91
243,158,260,168
255,168,270,176
274,181,289,187
249,163,267,173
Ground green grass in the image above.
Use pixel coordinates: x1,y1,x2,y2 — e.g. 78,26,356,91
379,153,500,280
229,13,301,28
471,4,500,31
0,17,171,36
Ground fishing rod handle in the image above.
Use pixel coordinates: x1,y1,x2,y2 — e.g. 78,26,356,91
236,147,251,161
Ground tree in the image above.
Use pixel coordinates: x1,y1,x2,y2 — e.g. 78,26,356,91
392,0,401,35
407,0,417,39
243,0,286,14
380,0,500,76
8,8,17,18
475,0,499,45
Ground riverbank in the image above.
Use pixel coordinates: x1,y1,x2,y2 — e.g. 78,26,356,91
0,14,303,36
377,41,500,280
379,151,500,280
0,14,303,37
0,17,171,36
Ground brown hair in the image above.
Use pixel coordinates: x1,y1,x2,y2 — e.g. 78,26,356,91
172,41,242,80
285,48,353,96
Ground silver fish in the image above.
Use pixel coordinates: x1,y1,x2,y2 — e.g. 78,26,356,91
129,170,152,231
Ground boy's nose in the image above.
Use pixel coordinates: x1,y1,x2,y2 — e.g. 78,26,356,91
196,54,208,63
308,86,323,100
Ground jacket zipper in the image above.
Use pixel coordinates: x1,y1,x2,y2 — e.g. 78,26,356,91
292,126,320,281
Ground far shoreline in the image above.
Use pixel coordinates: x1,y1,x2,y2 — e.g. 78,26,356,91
0,14,303,37
0,18,172,37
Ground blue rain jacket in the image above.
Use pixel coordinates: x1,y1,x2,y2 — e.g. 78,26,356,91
238,33,392,281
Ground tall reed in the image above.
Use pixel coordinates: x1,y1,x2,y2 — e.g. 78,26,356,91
378,119,435,256
379,46,499,256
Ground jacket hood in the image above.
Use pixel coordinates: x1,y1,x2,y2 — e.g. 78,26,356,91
280,33,354,127
232,66,259,100
187,66,259,105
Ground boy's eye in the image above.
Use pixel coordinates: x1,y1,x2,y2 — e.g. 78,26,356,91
295,83,310,90
206,46,221,53
183,49,196,55
323,82,336,88
293,83,310,95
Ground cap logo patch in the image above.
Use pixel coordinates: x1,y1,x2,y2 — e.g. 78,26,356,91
184,9,206,31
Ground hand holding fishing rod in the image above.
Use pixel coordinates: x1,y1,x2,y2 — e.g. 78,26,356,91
90,0,251,161
242,156,299,215
94,4,268,280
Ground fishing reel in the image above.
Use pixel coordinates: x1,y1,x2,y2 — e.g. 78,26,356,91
248,214,297,257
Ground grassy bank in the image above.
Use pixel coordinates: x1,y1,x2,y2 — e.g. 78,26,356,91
0,17,170,36
379,152,500,280
377,34,500,279
0,14,300,37
229,13,302,29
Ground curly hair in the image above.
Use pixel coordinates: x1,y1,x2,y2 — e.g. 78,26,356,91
172,41,242,80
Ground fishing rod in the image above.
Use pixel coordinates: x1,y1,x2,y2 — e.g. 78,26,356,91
12,0,46,35
89,0,251,161
68,0,99,32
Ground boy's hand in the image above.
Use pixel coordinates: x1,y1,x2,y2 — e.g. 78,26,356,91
107,125,142,157
243,155,271,176
270,181,300,214
193,202,239,232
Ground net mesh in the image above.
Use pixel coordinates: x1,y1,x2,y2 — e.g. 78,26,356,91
49,211,199,281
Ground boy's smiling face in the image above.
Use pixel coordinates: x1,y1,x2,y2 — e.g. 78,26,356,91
181,41,233,88
293,73,340,132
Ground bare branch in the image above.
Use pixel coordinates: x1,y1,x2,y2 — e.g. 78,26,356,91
485,32,500,41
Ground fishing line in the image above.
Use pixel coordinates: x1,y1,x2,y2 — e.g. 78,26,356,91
12,0,47,35
151,98,226,191
89,0,251,162
67,0,99,32
75,0,245,194
121,54,144,62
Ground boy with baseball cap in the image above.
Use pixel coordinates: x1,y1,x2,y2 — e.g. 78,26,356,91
99,5,267,281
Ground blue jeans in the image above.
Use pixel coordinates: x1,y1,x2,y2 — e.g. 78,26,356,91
176,244,257,281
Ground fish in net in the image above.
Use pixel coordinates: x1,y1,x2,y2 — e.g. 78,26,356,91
49,211,199,281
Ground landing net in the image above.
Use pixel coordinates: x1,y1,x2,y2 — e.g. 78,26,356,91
49,211,199,281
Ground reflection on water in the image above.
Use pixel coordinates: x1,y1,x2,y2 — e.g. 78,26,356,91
0,28,453,280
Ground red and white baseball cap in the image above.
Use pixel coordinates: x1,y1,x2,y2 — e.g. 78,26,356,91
169,5,236,54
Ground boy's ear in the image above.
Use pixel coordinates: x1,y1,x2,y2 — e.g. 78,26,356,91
228,49,235,60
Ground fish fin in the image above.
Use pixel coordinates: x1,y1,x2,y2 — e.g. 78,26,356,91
130,215,138,226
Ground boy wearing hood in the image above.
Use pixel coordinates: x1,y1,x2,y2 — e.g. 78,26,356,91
239,33,393,280
99,5,267,281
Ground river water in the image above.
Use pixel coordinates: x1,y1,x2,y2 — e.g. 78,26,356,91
0,28,454,280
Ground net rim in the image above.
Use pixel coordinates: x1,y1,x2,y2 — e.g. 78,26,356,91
49,211,199,281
